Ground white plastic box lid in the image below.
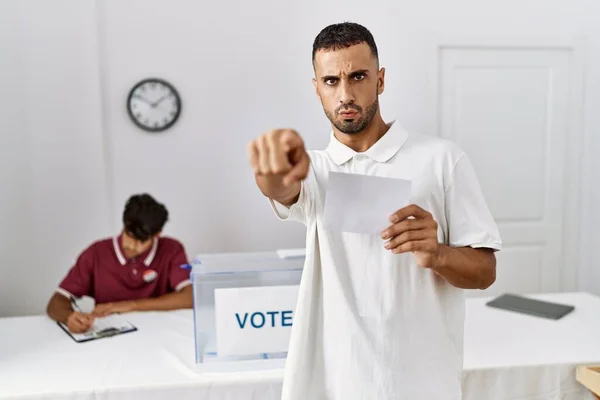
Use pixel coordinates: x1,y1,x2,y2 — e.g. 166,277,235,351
191,248,305,277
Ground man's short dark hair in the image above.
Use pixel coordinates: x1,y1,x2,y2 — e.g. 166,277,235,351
312,22,379,64
122,193,168,242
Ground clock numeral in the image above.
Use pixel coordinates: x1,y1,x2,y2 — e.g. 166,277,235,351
150,82,156,89
154,122,159,128
163,118,169,125
136,112,142,119
144,119,150,126
170,111,176,116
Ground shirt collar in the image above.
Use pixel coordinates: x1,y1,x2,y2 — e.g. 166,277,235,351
113,235,158,266
325,120,409,166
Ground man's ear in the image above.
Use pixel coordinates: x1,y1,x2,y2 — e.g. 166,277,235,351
312,77,320,98
377,67,385,95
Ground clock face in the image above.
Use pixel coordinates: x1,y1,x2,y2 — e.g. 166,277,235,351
127,78,181,132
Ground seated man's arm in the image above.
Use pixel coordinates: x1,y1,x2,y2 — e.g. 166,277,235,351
47,292,74,324
93,286,193,317
47,293,95,333
132,285,193,311
47,246,96,333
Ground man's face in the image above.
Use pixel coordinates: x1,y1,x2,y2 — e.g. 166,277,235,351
312,42,384,135
121,230,156,259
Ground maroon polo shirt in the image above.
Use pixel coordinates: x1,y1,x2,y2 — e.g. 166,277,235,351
57,235,191,304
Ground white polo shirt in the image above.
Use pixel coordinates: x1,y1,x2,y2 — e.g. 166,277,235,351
270,121,502,400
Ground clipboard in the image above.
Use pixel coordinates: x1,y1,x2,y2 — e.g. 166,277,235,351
58,314,138,343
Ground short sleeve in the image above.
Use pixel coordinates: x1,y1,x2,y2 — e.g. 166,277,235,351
168,242,191,292
445,154,502,251
57,246,95,299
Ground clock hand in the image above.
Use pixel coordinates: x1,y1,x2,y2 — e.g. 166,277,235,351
151,95,169,108
133,94,153,105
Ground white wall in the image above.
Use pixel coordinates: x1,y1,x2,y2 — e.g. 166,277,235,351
1,0,599,316
0,1,111,317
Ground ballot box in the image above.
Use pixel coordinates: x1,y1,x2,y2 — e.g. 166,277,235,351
191,249,304,372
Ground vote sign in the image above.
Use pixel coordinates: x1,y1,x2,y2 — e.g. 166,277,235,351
214,285,299,356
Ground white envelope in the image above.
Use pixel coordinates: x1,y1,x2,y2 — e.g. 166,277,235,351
323,172,412,235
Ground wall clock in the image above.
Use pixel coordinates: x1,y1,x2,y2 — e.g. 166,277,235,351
127,78,181,132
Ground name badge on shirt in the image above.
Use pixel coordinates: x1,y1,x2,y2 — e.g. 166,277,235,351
143,269,158,283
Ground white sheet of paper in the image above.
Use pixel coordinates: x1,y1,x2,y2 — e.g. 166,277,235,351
323,172,411,235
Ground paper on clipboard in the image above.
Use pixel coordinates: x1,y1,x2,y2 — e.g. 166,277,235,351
59,314,136,343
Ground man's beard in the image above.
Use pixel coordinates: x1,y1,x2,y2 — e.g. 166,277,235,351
324,98,379,135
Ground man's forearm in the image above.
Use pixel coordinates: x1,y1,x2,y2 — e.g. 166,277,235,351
130,286,193,312
255,175,301,207
433,245,496,289
47,293,74,324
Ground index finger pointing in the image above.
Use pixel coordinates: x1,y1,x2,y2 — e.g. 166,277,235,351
390,204,430,223
247,141,259,173
267,132,292,174
279,129,302,149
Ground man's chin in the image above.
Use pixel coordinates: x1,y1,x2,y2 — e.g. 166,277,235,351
336,122,366,135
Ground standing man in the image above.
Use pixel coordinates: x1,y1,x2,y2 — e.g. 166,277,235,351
47,193,192,333
248,22,501,399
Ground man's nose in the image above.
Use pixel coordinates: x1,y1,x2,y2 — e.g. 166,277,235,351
338,81,355,106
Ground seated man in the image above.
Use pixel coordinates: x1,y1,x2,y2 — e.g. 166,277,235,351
47,193,193,333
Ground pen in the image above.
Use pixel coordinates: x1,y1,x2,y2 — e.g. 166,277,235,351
180,263,192,271
70,297,82,313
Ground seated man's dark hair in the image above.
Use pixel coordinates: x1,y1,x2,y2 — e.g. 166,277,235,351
122,193,168,242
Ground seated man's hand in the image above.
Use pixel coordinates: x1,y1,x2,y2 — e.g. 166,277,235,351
93,301,136,317
67,311,95,333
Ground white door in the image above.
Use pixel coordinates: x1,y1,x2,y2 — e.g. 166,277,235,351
434,41,584,296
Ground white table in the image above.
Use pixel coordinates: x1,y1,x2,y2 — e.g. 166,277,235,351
463,292,600,400
1,292,599,400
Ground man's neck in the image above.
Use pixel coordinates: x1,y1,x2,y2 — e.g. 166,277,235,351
333,115,390,153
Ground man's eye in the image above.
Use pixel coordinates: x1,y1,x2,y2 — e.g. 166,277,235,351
325,78,338,85
353,74,365,81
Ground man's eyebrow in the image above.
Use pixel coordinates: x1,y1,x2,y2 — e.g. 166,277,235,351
321,69,369,81
349,69,369,77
